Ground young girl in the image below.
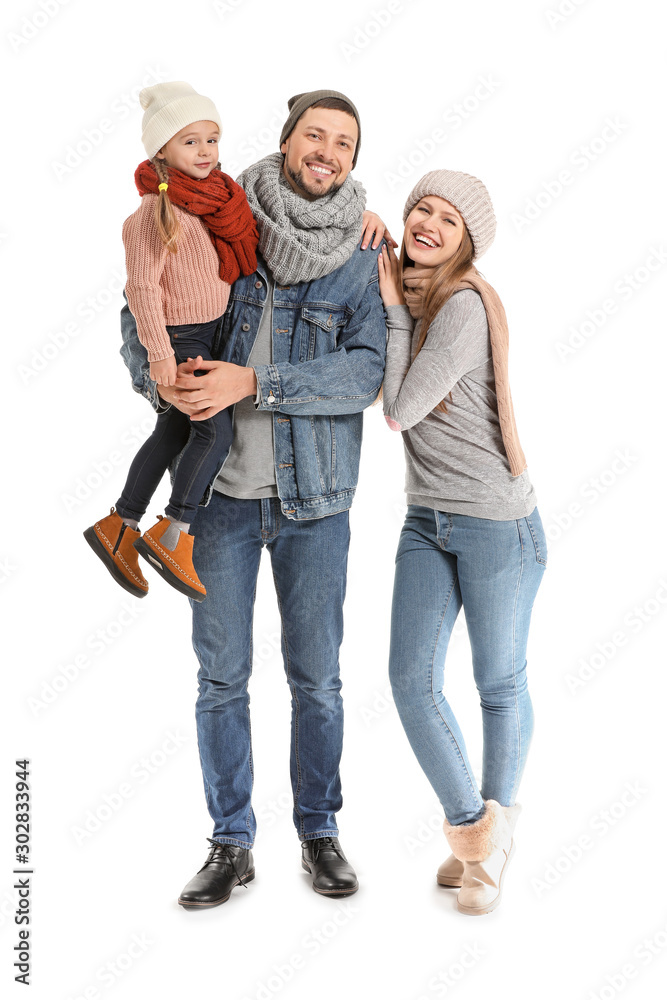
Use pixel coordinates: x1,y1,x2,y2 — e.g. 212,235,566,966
84,81,258,602
377,169,546,915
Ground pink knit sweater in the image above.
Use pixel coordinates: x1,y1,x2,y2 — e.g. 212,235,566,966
122,194,231,362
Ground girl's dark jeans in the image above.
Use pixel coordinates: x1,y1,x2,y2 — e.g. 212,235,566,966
116,318,233,525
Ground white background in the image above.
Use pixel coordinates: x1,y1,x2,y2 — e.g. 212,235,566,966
3,0,667,997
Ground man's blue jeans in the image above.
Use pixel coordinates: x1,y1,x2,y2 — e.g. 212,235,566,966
389,505,547,826
190,492,350,847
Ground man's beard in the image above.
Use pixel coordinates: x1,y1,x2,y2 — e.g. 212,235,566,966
285,160,343,199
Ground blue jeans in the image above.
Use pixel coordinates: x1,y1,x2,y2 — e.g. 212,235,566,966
116,318,232,525
389,505,547,826
190,492,350,847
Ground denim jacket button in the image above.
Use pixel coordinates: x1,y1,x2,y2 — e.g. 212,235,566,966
267,394,276,404
254,281,262,289
242,323,250,331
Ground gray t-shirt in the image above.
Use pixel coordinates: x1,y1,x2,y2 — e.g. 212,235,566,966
383,291,536,520
214,274,278,500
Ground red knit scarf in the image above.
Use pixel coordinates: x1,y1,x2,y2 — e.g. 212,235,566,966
135,160,258,284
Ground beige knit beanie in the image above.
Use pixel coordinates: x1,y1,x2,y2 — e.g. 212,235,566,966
140,81,222,159
403,170,496,260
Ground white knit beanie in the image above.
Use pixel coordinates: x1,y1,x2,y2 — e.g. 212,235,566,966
403,169,496,260
140,81,222,159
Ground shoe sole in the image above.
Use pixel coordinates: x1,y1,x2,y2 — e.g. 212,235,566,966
301,859,359,897
436,875,463,888
456,841,514,916
134,537,206,602
177,869,255,909
83,527,148,599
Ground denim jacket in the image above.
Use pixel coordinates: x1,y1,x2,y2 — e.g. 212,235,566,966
120,242,387,520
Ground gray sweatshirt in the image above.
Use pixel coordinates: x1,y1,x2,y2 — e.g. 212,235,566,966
383,291,536,520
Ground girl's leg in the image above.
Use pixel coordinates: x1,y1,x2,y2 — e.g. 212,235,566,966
165,319,232,525
449,510,547,807
165,408,233,524
389,505,484,826
116,409,192,523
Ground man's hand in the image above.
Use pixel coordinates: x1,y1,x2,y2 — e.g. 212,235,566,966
361,210,398,251
169,355,258,421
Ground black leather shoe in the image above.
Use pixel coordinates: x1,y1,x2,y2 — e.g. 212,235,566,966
301,836,358,896
178,840,255,909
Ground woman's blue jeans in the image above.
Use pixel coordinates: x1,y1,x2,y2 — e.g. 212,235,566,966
190,492,350,848
389,505,547,826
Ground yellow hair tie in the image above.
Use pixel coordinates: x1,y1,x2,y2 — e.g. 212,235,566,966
158,182,168,192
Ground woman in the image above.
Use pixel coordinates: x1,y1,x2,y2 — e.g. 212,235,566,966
377,170,546,915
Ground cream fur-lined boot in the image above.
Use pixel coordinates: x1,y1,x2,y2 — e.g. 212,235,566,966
437,803,521,888
442,800,521,915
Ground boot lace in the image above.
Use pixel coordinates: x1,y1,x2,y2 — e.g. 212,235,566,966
204,838,249,889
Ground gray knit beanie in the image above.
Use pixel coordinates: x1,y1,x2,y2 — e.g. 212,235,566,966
403,170,496,260
279,90,362,168
140,81,222,159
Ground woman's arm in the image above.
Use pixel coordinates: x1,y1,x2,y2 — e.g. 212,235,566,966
382,288,490,431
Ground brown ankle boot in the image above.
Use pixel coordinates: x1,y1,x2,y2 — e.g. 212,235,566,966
83,508,149,598
134,516,206,602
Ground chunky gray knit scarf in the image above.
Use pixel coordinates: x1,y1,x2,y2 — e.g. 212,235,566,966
237,152,366,284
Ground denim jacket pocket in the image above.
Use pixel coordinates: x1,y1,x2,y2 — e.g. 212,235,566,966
524,510,548,567
300,307,346,361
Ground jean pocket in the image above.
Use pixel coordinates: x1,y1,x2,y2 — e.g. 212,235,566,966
168,323,202,339
524,509,548,567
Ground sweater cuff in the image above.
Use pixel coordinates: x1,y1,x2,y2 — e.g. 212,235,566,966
146,345,175,363
385,304,414,333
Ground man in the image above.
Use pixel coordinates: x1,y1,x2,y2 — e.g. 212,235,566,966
120,89,387,906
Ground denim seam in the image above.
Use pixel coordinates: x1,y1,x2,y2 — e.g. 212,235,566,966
245,582,258,835
427,570,481,808
508,519,526,804
271,567,305,836
302,829,340,841
209,836,253,849
434,509,453,548
330,416,337,492
191,634,214,816
309,415,327,493
524,512,548,566
172,420,219,522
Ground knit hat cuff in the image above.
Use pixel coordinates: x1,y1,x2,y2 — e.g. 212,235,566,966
403,169,496,260
142,96,222,159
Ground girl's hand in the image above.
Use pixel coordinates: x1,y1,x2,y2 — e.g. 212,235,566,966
377,244,406,307
361,210,398,250
150,355,178,386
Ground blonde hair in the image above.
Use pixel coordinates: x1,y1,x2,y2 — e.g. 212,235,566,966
152,157,181,254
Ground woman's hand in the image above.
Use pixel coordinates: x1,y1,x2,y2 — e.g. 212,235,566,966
361,210,399,250
150,354,178,386
377,244,406,307
171,356,257,420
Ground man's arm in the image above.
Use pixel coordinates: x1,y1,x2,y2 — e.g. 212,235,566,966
253,270,386,416
176,263,387,420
